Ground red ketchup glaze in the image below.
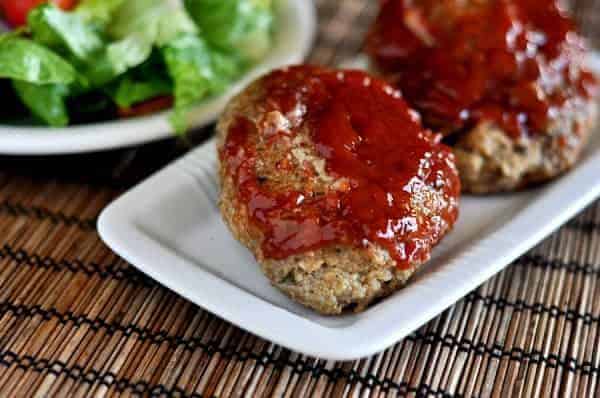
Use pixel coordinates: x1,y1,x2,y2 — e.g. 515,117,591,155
366,0,598,138
221,66,461,269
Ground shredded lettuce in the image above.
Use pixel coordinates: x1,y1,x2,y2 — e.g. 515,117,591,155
162,34,215,133
209,51,244,93
162,34,242,133
84,32,154,86
109,0,197,46
13,81,70,126
110,76,171,109
0,0,276,132
108,55,172,108
106,34,154,73
75,0,126,25
184,0,274,61
0,36,76,84
28,5,104,60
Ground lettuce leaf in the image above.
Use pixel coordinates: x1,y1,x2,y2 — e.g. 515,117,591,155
109,0,197,46
108,55,172,108
13,81,70,126
75,0,126,25
28,5,104,61
84,32,153,86
162,34,214,133
184,0,273,61
209,51,244,93
162,34,241,133
27,5,156,88
0,0,266,132
110,76,171,108
0,36,76,84
106,33,153,73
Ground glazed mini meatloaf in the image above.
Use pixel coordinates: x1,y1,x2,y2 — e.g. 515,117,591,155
217,66,461,314
366,0,598,193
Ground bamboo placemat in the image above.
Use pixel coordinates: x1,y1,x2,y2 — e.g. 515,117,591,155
0,0,599,396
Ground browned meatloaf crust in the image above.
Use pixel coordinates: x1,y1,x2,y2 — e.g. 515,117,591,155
216,66,460,314
454,103,597,193
366,0,599,193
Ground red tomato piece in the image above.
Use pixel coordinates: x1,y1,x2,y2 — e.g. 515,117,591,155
1,0,77,27
118,97,174,119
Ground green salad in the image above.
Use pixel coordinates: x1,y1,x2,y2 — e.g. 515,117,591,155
0,0,275,133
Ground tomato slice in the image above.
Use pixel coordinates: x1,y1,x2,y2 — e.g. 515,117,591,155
118,97,174,119
1,0,77,27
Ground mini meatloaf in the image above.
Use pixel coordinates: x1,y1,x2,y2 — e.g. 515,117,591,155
217,66,461,314
366,0,598,193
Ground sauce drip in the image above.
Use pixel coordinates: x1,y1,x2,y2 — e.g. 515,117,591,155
221,66,460,269
366,0,598,137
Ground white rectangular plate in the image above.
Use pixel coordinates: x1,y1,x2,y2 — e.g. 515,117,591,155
99,58,600,361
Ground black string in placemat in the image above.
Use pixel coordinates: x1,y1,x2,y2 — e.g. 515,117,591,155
0,351,203,398
566,219,600,234
2,297,598,354
0,211,597,395
0,201,97,230
0,298,598,396
407,332,597,375
0,348,460,398
0,244,155,287
515,254,600,277
0,250,594,397
2,326,598,397
465,292,599,325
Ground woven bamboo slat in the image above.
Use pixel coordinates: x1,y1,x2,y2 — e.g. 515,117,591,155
0,0,598,396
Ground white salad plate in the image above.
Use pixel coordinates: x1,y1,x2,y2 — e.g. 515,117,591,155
0,0,316,155
99,57,600,361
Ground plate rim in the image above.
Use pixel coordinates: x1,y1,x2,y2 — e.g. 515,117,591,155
98,137,600,361
0,0,317,155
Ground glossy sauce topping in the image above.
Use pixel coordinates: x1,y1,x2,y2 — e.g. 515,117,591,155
366,0,598,137
221,66,460,269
